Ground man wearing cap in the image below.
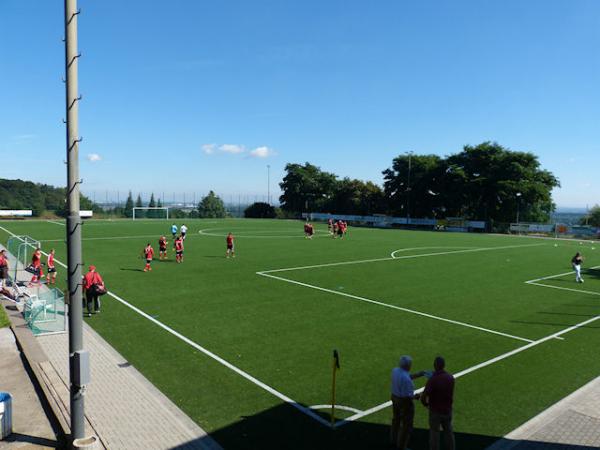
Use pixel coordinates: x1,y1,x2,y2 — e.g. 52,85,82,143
391,355,426,450
83,265,104,317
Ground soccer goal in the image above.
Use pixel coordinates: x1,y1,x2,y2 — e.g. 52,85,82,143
132,207,169,220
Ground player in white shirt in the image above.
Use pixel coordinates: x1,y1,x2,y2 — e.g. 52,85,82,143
181,224,188,240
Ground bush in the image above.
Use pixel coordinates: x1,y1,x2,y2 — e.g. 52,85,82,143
244,202,276,218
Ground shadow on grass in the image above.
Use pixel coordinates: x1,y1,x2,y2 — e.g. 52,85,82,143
511,320,600,329
119,267,144,272
171,403,499,450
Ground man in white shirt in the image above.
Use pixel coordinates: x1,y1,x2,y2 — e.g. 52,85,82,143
181,224,188,240
391,355,425,450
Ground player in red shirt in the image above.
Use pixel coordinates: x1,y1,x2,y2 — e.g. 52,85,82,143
47,249,57,285
327,218,333,234
158,236,168,260
142,243,154,272
175,235,184,263
304,222,314,239
83,265,104,316
226,232,235,258
29,248,45,285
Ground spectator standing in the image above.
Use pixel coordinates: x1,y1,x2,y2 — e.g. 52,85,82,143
0,249,8,289
421,356,455,450
83,265,104,317
391,355,425,450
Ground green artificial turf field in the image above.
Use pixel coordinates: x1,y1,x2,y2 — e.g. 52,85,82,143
1,218,599,449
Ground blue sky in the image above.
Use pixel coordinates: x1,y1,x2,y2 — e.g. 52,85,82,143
1,0,599,208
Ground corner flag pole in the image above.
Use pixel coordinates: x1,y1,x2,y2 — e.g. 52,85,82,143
330,349,340,427
64,0,87,442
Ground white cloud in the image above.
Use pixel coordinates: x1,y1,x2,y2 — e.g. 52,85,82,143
249,146,276,158
219,144,245,154
202,143,217,155
87,153,102,162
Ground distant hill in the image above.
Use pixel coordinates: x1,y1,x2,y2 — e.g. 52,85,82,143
0,178,96,216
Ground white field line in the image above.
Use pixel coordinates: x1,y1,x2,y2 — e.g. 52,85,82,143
525,265,600,284
336,308,600,427
528,282,600,297
0,224,332,428
198,228,329,239
261,243,544,274
309,404,363,415
39,234,182,243
257,272,534,343
390,246,475,258
46,220,65,226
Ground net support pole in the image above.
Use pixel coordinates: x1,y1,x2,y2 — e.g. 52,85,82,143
64,0,86,442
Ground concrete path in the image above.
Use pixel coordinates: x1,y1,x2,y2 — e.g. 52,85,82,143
36,323,220,450
0,327,58,449
488,374,600,449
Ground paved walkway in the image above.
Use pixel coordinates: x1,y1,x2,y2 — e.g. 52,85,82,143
488,374,600,449
36,323,220,450
0,327,58,449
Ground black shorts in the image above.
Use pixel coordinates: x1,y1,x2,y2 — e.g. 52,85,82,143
227,244,234,250
337,229,343,236
48,267,56,273
176,250,183,256
159,247,167,252
146,259,152,264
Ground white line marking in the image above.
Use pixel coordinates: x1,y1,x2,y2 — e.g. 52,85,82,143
390,246,475,258
46,220,65,226
527,282,600,297
309,405,363,415
198,228,329,239
261,243,545,274
525,265,600,284
0,224,332,428
258,272,534,343
337,308,600,427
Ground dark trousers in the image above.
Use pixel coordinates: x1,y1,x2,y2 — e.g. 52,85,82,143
85,289,100,313
391,395,414,450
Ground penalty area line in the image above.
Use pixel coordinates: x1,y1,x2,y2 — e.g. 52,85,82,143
257,272,534,344
0,223,333,428
336,309,600,427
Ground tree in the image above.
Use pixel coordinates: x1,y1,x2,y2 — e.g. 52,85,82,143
198,191,227,218
382,142,559,223
124,191,134,218
245,202,276,218
135,194,144,218
148,193,157,218
581,205,600,227
279,163,338,213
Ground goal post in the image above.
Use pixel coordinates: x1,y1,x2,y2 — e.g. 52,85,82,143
132,207,169,220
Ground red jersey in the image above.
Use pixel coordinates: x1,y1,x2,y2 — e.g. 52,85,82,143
175,239,184,251
83,271,103,290
0,254,7,267
32,251,42,267
304,224,310,233
144,246,154,260
47,254,55,268
226,235,234,246
159,238,167,249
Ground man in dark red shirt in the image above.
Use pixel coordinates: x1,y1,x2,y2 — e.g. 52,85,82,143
421,356,455,450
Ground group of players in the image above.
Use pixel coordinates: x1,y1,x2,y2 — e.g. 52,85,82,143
304,218,348,239
141,224,236,272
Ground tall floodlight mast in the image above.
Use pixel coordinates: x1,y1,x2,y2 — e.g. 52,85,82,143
64,0,89,444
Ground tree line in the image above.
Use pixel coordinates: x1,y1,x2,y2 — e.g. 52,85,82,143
0,178,97,217
279,142,560,224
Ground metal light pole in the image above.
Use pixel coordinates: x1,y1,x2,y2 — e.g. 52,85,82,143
64,0,87,443
405,151,413,223
516,192,522,223
267,165,271,205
